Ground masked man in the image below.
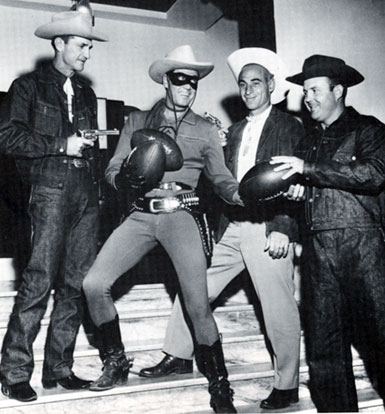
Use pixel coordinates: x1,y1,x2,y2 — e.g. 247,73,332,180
83,45,242,413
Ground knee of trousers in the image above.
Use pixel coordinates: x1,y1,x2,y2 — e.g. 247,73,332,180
82,272,110,302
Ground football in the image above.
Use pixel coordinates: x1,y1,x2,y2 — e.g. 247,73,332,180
125,140,166,190
239,160,297,202
131,128,184,172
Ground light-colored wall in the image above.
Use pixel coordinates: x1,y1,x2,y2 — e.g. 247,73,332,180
0,4,239,126
274,0,385,123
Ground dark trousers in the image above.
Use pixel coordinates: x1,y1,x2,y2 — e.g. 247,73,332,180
303,227,385,412
0,165,98,385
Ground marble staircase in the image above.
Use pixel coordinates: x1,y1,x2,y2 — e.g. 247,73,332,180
0,274,382,413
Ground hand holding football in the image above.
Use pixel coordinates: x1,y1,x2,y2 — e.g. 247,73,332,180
125,140,166,191
131,128,183,172
239,160,298,202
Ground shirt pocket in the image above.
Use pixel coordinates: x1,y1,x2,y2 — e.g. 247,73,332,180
331,136,356,163
177,134,207,162
33,100,62,137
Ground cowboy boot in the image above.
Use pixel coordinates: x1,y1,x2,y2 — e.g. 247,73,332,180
195,339,237,413
89,316,132,391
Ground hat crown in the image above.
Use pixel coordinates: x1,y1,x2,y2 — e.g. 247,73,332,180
165,45,200,66
148,44,214,84
227,47,290,105
304,54,346,75
287,54,364,87
51,11,92,25
35,9,107,41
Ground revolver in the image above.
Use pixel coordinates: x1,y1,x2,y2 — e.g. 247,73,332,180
204,112,228,147
204,112,223,129
78,129,120,141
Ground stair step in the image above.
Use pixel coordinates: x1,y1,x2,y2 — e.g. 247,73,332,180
0,359,375,413
0,280,379,413
0,305,258,359
0,282,251,322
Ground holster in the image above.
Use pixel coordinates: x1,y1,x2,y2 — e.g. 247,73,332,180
130,192,213,267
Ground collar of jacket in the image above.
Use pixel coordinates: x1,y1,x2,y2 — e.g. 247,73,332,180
38,63,85,90
313,106,361,137
151,99,199,126
229,106,280,141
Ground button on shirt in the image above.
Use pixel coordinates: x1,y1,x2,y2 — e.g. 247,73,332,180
237,106,272,181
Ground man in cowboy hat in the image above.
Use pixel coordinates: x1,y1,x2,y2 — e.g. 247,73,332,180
140,47,304,410
0,3,107,402
271,54,385,411
82,45,241,413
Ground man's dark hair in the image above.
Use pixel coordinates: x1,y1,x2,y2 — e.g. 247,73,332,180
51,35,75,51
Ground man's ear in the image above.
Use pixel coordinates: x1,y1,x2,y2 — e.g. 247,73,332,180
268,76,276,95
333,84,344,101
54,37,65,52
162,74,169,89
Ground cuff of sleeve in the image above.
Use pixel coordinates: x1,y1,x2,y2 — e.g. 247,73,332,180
111,173,119,190
55,137,67,155
303,162,316,182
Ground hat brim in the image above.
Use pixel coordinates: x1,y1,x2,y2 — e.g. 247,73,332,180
149,59,214,84
227,48,290,105
35,21,108,42
286,65,364,87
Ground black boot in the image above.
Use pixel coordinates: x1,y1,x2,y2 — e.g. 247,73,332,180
139,354,193,378
89,316,132,391
195,339,237,414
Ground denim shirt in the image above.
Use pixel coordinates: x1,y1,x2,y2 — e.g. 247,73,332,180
297,107,385,231
106,106,239,204
0,64,99,188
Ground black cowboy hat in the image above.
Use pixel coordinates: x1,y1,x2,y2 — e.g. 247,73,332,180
286,54,364,87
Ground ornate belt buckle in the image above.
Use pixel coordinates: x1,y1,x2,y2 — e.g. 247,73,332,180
149,198,180,213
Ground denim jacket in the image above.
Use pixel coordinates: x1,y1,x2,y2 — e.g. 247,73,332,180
0,64,99,188
297,107,385,231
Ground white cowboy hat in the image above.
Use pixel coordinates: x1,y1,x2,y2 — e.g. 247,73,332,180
149,45,214,84
227,47,290,104
35,11,108,42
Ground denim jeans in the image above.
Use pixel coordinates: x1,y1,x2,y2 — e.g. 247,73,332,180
303,228,385,412
0,164,98,385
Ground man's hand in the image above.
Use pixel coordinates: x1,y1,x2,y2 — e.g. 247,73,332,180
270,156,304,179
66,134,94,157
284,183,306,201
232,190,245,206
264,231,290,259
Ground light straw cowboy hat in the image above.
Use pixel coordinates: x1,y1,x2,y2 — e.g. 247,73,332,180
227,47,290,104
35,10,108,42
149,45,214,83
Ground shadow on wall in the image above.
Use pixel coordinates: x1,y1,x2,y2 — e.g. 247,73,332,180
221,94,248,124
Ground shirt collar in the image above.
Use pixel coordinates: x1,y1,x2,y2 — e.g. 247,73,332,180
39,63,82,90
314,107,361,137
246,105,272,124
